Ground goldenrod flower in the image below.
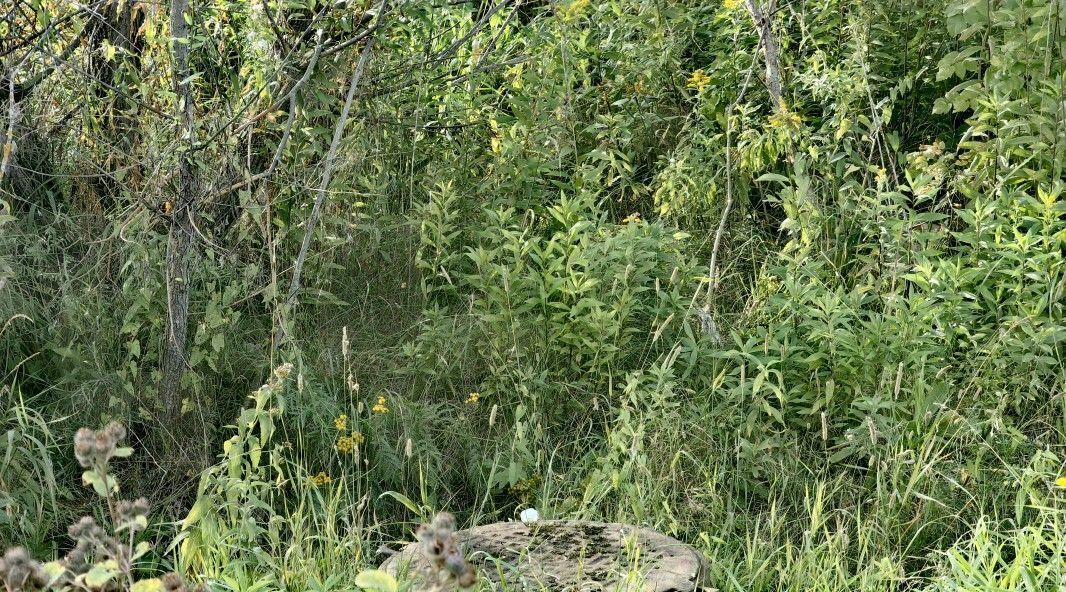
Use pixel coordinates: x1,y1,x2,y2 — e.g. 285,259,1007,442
466,392,480,405
1055,476,1066,488
372,395,389,414
310,472,331,485
686,69,711,92
334,414,348,431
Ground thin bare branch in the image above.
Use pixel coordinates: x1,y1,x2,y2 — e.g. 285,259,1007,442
284,19,379,333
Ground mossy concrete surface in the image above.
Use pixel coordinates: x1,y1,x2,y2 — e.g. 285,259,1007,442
381,520,710,591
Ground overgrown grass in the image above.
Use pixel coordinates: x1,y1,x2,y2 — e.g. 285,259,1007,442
2,0,1064,589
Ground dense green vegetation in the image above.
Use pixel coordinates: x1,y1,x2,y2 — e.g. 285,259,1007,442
1,0,1064,589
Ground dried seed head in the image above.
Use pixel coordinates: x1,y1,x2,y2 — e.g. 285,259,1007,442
432,512,456,533
73,428,95,467
68,516,102,541
161,572,187,592
456,568,476,588
63,538,91,570
116,498,151,531
104,422,127,443
415,513,476,588
0,547,46,591
273,363,293,380
444,550,467,575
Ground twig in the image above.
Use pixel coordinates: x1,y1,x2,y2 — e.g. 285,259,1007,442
691,51,761,341
207,36,315,201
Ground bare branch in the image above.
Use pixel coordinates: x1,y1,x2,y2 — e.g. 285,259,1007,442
284,21,379,328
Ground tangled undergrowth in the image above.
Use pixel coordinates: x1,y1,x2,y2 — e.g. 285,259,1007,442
1,0,1064,590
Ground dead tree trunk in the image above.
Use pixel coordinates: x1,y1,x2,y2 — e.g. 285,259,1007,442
743,0,786,112
160,0,204,470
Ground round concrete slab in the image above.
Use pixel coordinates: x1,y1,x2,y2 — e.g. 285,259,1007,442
381,520,710,591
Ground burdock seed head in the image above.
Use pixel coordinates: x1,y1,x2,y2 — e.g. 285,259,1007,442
432,512,456,533
73,428,95,468
74,423,127,468
0,547,47,591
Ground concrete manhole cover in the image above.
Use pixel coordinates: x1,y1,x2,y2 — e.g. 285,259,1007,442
381,519,710,591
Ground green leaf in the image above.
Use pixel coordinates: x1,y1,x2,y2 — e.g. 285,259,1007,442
755,173,790,185
379,491,420,515
132,541,152,560
82,470,118,497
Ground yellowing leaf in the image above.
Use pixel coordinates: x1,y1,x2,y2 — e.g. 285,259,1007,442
81,560,119,588
41,561,67,586
102,40,116,61
182,499,206,529
131,578,166,592
354,570,398,592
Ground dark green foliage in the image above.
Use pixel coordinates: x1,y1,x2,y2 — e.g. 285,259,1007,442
1,0,1064,589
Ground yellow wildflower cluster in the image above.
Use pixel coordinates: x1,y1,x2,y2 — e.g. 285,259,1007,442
310,472,331,486
621,212,642,224
336,432,365,454
372,395,389,414
686,69,712,92
724,0,744,10
466,391,480,405
334,414,348,431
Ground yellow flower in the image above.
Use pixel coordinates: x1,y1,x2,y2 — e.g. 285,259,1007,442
310,472,331,485
686,69,711,92
372,395,389,414
334,414,348,431
466,392,480,405
1054,476,1066,488
724,0,743,10
621,212,642,224
335,432,364,454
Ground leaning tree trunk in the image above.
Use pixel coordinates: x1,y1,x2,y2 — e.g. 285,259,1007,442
160,0,205,472
743,0,786,112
